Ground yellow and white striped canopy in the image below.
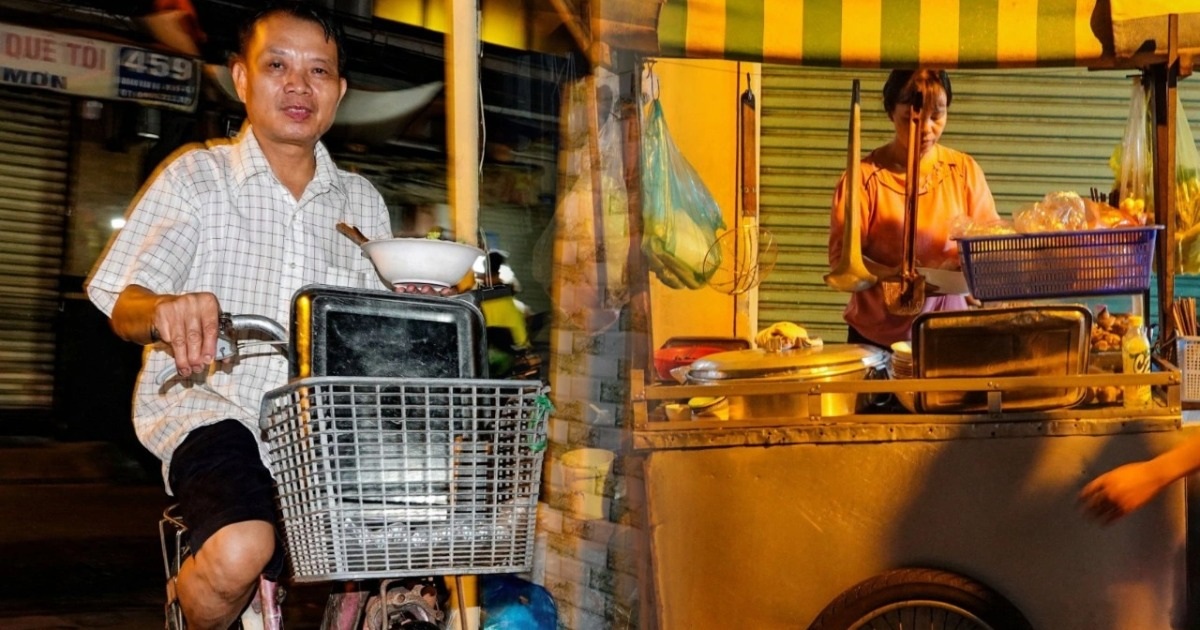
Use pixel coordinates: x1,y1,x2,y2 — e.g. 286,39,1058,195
654,0,1196,68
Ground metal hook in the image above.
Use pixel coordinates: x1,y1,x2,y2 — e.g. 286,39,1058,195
643,60,660,102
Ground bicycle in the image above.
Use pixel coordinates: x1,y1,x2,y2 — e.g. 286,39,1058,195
157,308,551,630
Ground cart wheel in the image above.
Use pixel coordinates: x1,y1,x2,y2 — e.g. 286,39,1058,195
807,567,1033,630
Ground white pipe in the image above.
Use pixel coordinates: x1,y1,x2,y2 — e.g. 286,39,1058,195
446,0,480,244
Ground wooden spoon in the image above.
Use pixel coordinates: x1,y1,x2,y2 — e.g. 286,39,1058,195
335,222,370,246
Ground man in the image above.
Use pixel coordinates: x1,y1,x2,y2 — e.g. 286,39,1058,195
86,3,387,627
1080,435,1200,525
477,250,531,377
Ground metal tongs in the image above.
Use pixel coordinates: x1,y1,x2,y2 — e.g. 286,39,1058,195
881,91,929,315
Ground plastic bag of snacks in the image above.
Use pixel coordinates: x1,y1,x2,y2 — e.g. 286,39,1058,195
1008,191,1137,234
1116,77,1153,224
949,214,1014,238
641,98,726,289
1175,95,1200,273
1014,191,1089,233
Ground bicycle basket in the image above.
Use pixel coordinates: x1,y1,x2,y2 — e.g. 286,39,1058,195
259,377,550,582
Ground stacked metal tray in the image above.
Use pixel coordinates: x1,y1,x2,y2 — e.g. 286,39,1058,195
911,306,1091,413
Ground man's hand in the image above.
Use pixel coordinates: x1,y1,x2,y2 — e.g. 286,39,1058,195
1078,461,1167,525
393,283,458,297
112,286,221,378
153,292,222,377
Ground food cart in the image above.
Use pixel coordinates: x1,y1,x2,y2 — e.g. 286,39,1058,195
552,1,1200,628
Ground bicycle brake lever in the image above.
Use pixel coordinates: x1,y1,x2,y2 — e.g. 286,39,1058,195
214,313,237,362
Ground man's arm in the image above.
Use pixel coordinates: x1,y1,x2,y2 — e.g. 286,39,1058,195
1140,434,1200,489
1079,433,1200,524
112,284,221,378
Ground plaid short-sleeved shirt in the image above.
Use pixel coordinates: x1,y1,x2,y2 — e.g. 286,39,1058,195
86,127,392,490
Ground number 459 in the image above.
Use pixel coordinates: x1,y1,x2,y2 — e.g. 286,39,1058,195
122,50,193,81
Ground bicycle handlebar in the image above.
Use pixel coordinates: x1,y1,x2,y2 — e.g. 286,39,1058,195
225,314,287,344
155,313,289,385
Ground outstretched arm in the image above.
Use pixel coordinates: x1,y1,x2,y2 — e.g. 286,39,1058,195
1080,433,1200,524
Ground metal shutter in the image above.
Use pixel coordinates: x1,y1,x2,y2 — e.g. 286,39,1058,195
0,86,70,413
759,66,1200,342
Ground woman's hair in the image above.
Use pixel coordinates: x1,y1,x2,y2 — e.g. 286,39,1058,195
882,69,952,114
238,1,347,77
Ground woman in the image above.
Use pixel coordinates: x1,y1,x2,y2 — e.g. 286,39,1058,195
828,69,1001,348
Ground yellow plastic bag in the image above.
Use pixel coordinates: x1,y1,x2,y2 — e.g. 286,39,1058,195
1175,96,1200,273
1117,77,1153,223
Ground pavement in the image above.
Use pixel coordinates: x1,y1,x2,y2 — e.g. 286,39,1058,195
0,437,165,629
0,437,329,630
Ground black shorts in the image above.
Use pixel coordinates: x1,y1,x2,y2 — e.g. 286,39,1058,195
167,419,284,579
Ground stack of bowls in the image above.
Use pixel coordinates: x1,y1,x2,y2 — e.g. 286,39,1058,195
889,341,914,379
889,341,917,413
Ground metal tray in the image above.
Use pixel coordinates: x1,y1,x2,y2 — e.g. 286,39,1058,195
911,305,1092,413
289,284,487,379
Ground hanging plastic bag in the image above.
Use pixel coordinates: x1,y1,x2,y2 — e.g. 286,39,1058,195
1116,77,1153,224
534,76,631,308
641,98,726,289
1176,95,1200,273
598,108,631,306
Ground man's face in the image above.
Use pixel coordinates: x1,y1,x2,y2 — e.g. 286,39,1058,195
232,13,346,150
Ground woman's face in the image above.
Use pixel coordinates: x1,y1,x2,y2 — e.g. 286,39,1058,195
889,89,948,159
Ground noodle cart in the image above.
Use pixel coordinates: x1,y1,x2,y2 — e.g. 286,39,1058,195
632,373,1184,628
559,1,1200,628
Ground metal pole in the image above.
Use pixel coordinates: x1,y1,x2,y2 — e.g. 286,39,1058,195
445,12,481,629
446,0,480,244
1151,14,1179,344
624,59,652,386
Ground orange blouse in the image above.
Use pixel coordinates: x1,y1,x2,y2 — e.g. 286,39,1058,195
828,144,1000,346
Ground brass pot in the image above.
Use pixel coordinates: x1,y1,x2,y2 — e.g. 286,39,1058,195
686,343,889,419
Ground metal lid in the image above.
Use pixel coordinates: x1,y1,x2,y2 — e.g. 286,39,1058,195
687,343,889,381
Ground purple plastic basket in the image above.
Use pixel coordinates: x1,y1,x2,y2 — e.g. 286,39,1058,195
956,226,1161,301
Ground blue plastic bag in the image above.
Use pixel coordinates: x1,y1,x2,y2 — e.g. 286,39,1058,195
641,99,726,289
480,574,558,630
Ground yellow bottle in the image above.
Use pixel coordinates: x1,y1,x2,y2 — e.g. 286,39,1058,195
1122,314,1152,409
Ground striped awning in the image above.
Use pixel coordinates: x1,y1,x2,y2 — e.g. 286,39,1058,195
653,0,1198,69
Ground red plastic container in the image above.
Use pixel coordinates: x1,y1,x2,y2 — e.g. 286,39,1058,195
653,337,752,382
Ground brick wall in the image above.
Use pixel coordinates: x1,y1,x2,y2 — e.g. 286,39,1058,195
535,68,649,630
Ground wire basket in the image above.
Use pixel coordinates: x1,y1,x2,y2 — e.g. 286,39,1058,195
1177,337,1200,403
957,226,1161,301
259,377,550,582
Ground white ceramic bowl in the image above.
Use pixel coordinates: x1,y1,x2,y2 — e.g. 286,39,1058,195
361,238,484,287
